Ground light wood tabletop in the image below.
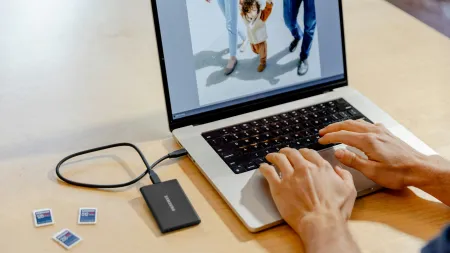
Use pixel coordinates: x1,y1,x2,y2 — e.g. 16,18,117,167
1,0,449,252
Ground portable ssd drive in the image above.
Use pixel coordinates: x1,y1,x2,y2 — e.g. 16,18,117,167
140,179,201,233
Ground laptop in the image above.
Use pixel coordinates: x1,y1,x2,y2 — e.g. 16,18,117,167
149,0,436,232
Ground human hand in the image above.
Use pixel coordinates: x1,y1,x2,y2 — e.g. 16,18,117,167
259,148,357,235
319,120,427,189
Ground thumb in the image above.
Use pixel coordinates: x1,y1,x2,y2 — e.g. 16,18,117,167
259,163,281,188
334,149,371,172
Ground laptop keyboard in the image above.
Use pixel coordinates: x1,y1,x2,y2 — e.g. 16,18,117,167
202,98,371,174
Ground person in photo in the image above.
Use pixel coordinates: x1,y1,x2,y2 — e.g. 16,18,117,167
240,0,273,72
283,0,316,75
206,0,249,75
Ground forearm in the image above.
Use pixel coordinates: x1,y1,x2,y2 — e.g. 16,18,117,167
295,211,361,253
410,155,450,206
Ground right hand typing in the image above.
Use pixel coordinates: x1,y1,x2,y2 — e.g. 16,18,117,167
318,120,427,189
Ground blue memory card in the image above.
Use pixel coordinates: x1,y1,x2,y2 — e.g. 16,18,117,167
78,208,97,224
53,229,82,249
33,209,54,227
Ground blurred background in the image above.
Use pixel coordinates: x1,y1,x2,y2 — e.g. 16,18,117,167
386,0,450,37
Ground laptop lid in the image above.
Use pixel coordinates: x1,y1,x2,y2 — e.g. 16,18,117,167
150,0,348,131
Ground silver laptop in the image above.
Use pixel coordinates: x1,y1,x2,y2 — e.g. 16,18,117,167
149,0,436,232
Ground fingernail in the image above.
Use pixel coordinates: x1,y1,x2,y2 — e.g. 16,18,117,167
335,149,344,159
319,129,324,135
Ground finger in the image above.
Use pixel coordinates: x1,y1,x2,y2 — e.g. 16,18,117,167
334,149,379,177
334,165,355,187
259,163,281,187
319,120,375,136
266,153,294,177
279,148,309,171
299,149,326,166
318,131,367,151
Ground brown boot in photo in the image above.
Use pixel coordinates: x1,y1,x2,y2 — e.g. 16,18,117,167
257,63,266,72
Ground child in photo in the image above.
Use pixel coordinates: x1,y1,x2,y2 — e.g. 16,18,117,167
241,0,273,72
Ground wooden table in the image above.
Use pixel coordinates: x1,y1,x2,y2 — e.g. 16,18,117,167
1,0,449,252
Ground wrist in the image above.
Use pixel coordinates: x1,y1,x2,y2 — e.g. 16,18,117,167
295,211,348,250
408,154,449,188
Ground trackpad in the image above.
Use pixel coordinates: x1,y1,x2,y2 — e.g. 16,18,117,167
319,145,378,193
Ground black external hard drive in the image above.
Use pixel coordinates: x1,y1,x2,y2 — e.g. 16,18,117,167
140,179,201,233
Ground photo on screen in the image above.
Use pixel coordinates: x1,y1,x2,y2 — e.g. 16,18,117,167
186,0,322,106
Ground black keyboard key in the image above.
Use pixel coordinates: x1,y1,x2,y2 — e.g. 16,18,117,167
250,136,262,143
208,138,222,146
250,120,261,127
292,125,303,131
290,117,301,125
261,141,271,148
222,153,235,160
242,138,252,145
311,119,321,126
261,118,270,125
230,126,240,132
317,110,328,117
231,164,245,174
240,123,251,130
280,135,292,143
299,108,309,114
271,123,282,129
230,134,240,140
328,107,338,114
275,144,287,151
282,127,292,134
321,117,332,125
240,131,252,138
244,162,258,171
291,140,304,149
327,101,336,107
300,115,310,121
272,138,282,145
290,111,299,117
250,144,263,152
253,158,265,165
249,127,261,135
240,146,251,154
280,113,290,119
269,115,280,122
348,109,360,116
271,129,283,136
281,120,290,126
303,137,313,145
331,113,341,121
203,131,221,140
228,160,238,167
260,125,270,132
222,135,232,143
310,113,320,119
339,112,350,118
261,132,272,140
251,151,264,158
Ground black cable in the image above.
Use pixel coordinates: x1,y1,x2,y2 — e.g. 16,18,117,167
55,142,187,189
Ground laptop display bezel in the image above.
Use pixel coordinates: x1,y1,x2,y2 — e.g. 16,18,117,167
150,0,348,131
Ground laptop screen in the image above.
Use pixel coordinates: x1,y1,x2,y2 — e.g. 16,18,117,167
153,0,345,120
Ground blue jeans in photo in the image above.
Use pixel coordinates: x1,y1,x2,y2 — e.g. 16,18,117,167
283,0,316,60
217,0,247,57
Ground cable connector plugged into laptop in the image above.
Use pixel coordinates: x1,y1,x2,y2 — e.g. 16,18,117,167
168,148,188,158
